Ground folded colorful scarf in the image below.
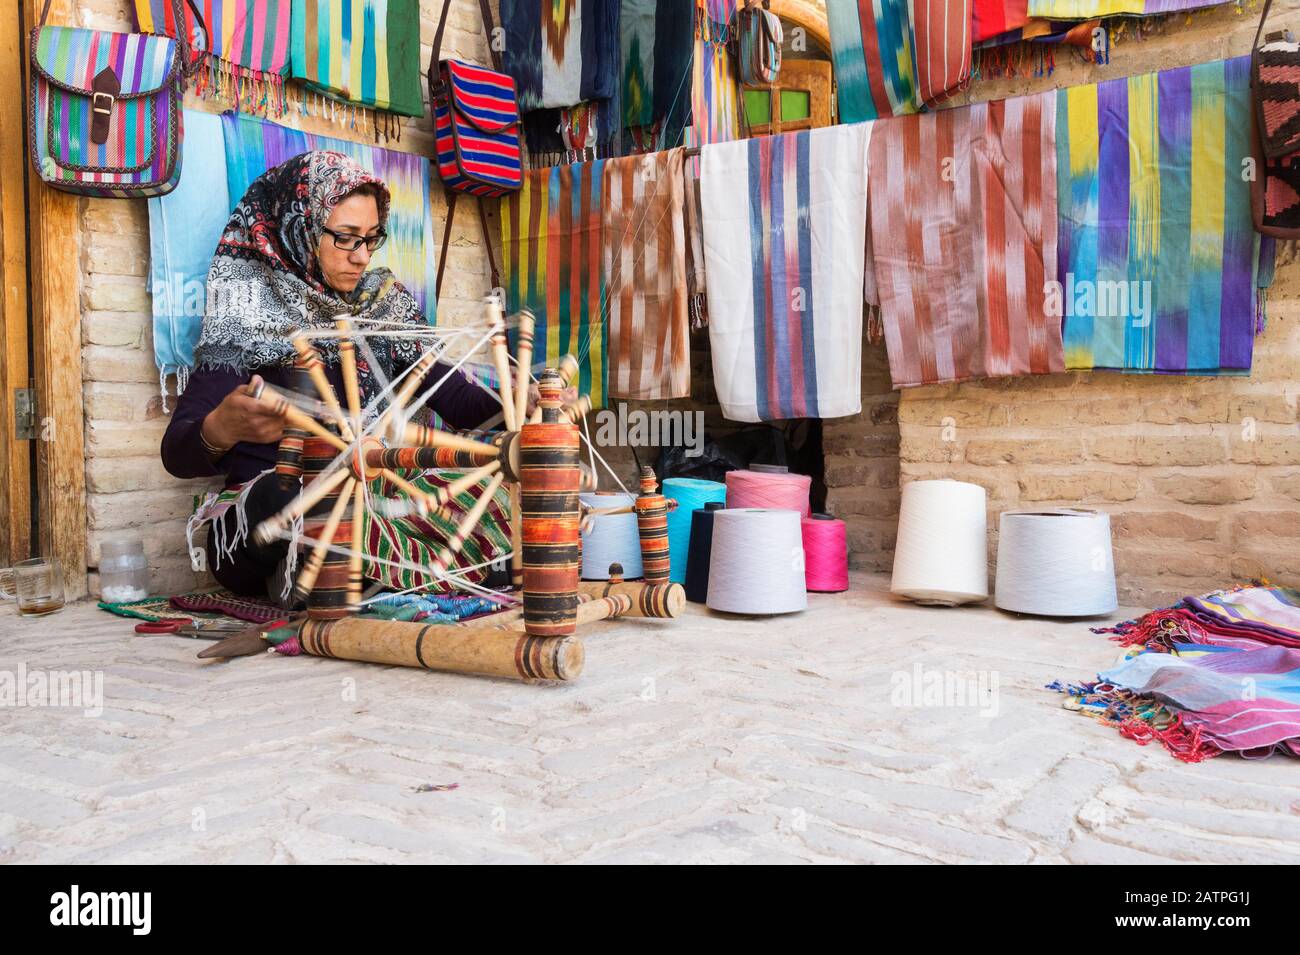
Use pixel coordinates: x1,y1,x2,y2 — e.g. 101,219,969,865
603,148,691,399
700,123,871,422
150,109,231,399
909,0,972,107
1100,586,1300,652
826,0,918,123
1057,56,1261,374
503,0,620,112
133,0,291,113
870,91,1064,388
289,0,423,117
222,112,437,316
501,161,609,408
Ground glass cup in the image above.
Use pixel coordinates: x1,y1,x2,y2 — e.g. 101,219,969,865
0,558,66,616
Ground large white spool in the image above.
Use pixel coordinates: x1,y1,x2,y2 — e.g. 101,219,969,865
579,491,643,580
706,508,807,615
890,479,989,606
995,509,1117,616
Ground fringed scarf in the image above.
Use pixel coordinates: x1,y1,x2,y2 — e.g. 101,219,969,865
133,0,291,116
194,149,425,397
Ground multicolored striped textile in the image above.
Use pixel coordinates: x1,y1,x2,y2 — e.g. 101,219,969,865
29,26,184,197
289,0,423,116
364,470,513,593
501,161,609,409
433,59,524,197
910,0,971,107
687,0,742,147
133,0,290,113
603,148,690,399
1183,587,1300,650
621,0,697,145
1027,0,1223,15
221,113,437,316
825,0,917,123
700,123,872,422
870,91,1063,388
501,0,620,112
1056,57,1261,374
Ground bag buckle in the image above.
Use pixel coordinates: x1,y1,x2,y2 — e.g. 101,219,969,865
92,91,115,116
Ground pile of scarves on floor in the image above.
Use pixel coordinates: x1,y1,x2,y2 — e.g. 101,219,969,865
1050,586,1300,761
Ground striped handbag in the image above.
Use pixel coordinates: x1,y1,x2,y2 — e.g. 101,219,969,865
733,0,783,86
428,0,522,294
27,0,206,198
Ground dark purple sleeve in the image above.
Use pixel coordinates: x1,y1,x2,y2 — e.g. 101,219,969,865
424,361,503,431
160,366,249,480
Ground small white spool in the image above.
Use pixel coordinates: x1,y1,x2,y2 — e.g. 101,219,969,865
995,509,1117,616
579,491,643,580
706,508,807,615
890,479,989,606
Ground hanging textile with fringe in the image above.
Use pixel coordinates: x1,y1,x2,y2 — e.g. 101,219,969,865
700,123,872,422
501,0,620,112
133,0,291,115
683,156,709,330
825,0,918,123
870,90,1064,388
288,0,424,118
500,161,609,408
687,0,742,147
221,112,437,316
602,148,690,399
1057,56,1262,374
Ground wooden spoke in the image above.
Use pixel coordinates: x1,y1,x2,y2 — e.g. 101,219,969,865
336,319,363,427
432,461,502,515
490,320,517,433
514,309,534,430
292,476,356,601
292,333,354,442
255,388,348,453
377,348,440,439
376,468,437,511
400,422,500,458
254,466,350,545
348,479,365,612
510,483,523,588
557,353,579,388
431,472,505,574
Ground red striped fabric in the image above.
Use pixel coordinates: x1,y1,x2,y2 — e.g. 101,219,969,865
869,89,1063,388
910,0,972,107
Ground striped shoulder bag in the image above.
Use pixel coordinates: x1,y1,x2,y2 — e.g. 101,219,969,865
428,0,522,295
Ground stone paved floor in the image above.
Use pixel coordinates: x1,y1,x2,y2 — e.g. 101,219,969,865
2,573,1297,864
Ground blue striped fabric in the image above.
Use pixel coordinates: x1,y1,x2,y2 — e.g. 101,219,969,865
433,59,522,197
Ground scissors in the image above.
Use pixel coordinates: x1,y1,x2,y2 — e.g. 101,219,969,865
134,617,251,638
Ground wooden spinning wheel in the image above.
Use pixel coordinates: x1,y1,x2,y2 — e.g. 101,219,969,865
246,301,595,622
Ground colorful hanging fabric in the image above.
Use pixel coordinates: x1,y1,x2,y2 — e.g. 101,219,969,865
602,148,690,399
622,0,696,146
700,123,871,422
1056,56,1260,374
909,0,972,107
683,156,708,329
502,0,620,112
1027,0,1221,16
870,91,1063,388
687,0,742,147
972,0,1029,43
501,162,609,408
149,110,232,399
221,112,437,316
288,0,424,117
133,0,291,114
825,0,917,124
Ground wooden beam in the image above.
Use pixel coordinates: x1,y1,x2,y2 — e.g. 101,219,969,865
0,1,32,564
24,0,88,597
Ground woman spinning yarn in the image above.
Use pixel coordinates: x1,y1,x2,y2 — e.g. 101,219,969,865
163,150,538,602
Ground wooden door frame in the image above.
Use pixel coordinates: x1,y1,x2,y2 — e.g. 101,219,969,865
9,0,88,597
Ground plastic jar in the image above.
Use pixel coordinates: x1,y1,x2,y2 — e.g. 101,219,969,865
99,538,149,603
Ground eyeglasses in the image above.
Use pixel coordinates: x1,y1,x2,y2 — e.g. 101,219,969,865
322,226,387,253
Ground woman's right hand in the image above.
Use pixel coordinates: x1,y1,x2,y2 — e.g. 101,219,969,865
200,375,287,449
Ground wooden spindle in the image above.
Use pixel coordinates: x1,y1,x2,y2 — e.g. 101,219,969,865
490,323,517,433
348,479,365,612
514,308,535,428
400,422,500,457
291,334,354,442
336,319,362,427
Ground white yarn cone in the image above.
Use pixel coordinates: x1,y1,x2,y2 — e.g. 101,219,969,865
995,509,1117,616
580,491,642,580
890,479,989,606
707,508,807,615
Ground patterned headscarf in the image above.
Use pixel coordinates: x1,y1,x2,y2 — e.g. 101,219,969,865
194,150,425,391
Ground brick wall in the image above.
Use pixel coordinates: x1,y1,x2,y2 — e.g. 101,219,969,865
885,2,1300,606
75,0,500,595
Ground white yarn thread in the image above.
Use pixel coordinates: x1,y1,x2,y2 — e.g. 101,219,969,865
994,509,1117,616
890,479,989,606
579,492,643,580
706,508,806,615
